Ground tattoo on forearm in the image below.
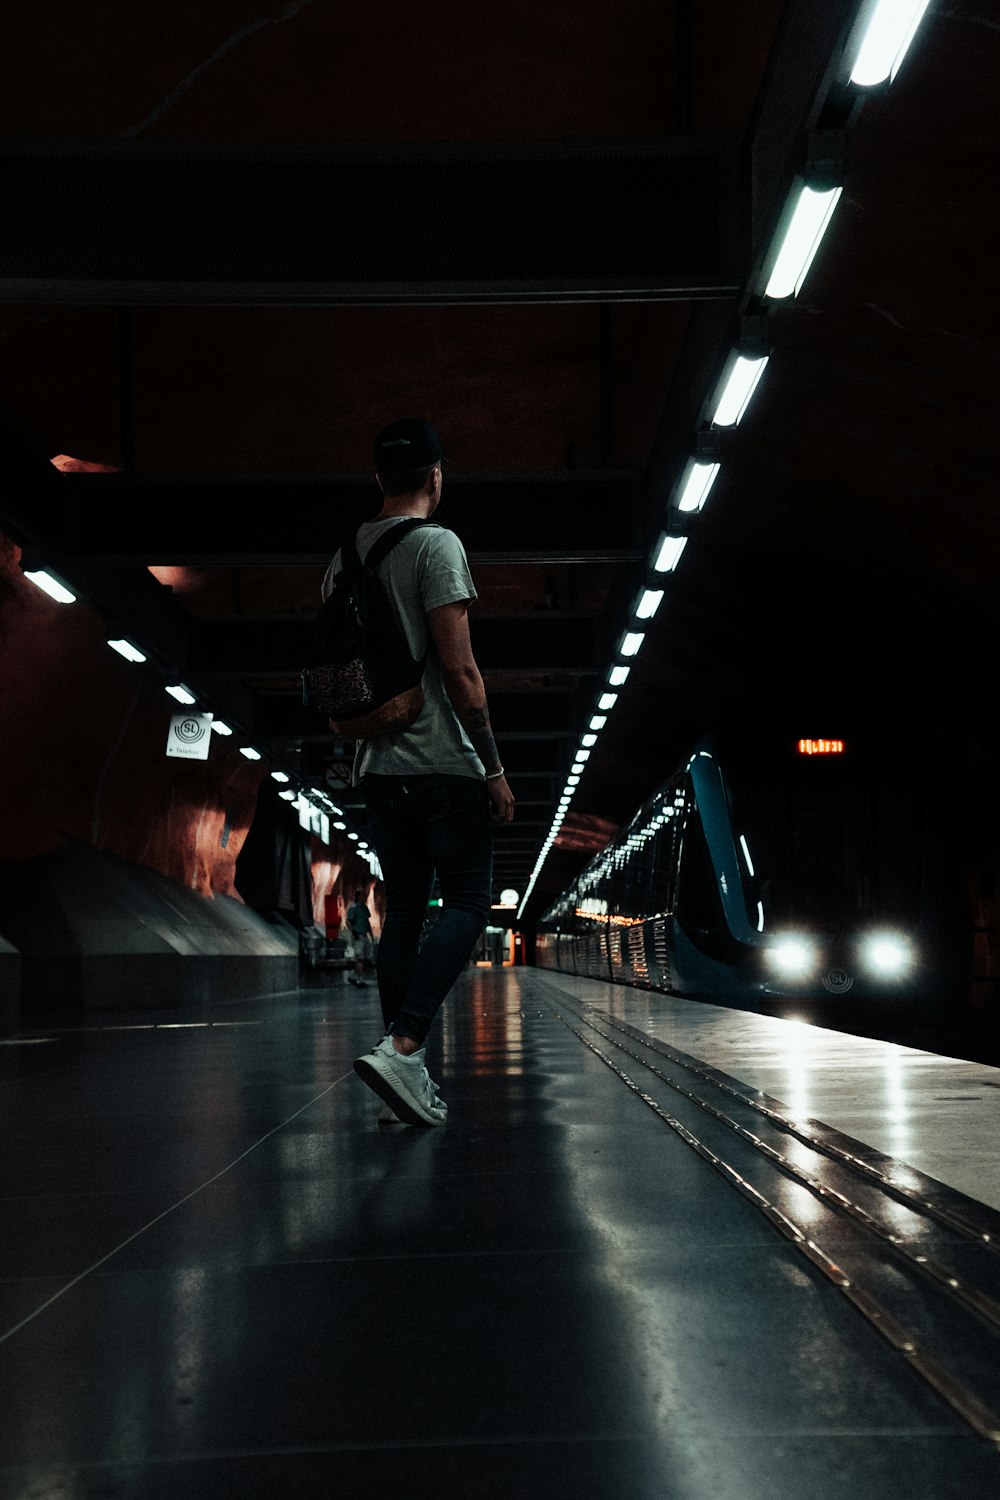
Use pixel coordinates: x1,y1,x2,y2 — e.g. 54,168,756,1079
460,705,500,771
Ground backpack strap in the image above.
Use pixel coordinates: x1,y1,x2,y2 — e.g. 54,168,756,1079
363,517,438,569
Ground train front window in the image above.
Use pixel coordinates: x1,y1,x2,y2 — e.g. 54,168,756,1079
728,751,921,932
675,806,725,933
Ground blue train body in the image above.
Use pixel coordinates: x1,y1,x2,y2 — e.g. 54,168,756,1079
537,732,961,1009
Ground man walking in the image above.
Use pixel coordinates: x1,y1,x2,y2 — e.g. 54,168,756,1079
344,888,373,987
321,419,514,1126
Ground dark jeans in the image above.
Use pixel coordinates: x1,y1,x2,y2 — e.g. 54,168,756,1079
362,773,493,1046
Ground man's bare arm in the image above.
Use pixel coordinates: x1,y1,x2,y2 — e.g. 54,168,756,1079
427,600,515,822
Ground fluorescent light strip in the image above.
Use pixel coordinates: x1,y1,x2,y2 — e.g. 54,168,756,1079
107,638,146,663
23,569,76,604
653,535,687,574
677,461,721,514
765,184,843,300
621,632,644,657
711,355,769,427
635,589,663,621
582,733,598,747
598,693,618,711
609,666,630,687
239,746,262,760
850,0,930,86
271,771,290,783
165,684,197,705
210,719,233,736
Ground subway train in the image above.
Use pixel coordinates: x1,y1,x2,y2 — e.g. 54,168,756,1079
536,730,968,1015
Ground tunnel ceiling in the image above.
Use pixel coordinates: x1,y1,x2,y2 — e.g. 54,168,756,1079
1,2,998,919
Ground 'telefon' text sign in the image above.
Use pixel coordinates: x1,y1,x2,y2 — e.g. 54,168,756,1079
166,712,213,760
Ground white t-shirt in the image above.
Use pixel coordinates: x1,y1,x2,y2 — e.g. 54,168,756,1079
321,517,483,783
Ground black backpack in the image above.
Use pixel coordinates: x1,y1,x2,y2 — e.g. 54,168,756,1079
302,518,438,738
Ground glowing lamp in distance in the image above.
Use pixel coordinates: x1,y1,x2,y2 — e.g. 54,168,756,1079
767,937,817,977
864,935,913,976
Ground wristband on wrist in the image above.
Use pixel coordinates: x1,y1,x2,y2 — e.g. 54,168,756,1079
484,766,505,781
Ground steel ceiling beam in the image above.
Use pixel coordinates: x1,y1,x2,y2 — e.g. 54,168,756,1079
0,140,740,306
19,474,642,564
193,615,601,676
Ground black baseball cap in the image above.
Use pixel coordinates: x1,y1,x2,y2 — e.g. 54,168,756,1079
373,419,443,474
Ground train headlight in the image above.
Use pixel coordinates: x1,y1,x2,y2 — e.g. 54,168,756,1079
863,935,913,976
767,937,817,977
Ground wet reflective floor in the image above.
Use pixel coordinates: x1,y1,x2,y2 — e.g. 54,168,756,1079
2,969,999,1498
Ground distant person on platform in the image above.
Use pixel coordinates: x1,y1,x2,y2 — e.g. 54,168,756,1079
321,419,515,1126
345,889,373,987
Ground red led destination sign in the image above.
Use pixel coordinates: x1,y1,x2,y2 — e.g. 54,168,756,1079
797,739,845,756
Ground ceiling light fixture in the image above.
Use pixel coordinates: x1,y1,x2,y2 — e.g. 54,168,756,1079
849,0,930,87
239,746,262,761
676,460,721,514
710,354,769,427
165,684,197,705
653,535,688,574
107,638,146,663
210,719,233,736
609,666,630,687
764,182,843,300
22,568,76,604
635,589,664,621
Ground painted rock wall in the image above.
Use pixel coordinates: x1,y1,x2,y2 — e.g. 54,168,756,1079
1,531,385,936
0,530,261,892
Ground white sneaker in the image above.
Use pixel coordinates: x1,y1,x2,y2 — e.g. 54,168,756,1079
354,1036,448,1126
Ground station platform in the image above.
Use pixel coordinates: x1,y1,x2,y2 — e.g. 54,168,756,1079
2,968,1000,1498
